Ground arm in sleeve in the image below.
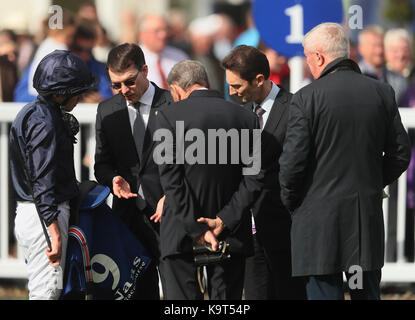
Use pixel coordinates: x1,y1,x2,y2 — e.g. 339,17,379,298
155,111,208,240
25,119,60,227
216,116,263,232
278,93,311,212
383,86,412,187
94,104,118,190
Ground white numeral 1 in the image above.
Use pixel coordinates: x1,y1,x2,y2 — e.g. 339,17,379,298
285,4,305,44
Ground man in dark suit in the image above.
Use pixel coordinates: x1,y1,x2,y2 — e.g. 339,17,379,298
94,43,171,299
215,45,306,300
279,23,411,300
154,60,259,300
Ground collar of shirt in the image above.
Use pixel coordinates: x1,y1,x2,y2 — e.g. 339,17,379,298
253,82,280,128
127,82,155,130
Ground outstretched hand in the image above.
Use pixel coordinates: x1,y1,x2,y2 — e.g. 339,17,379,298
113,176,138,199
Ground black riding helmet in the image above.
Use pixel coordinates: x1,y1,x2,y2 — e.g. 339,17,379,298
33,50,99,97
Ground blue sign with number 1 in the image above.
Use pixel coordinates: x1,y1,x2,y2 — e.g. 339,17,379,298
253,0,344,57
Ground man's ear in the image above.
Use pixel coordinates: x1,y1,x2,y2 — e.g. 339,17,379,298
255,74,266,88
316,51,325,67
169,84,183,102
142,64,149,78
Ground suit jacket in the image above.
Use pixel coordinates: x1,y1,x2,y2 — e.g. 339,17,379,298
94,82,172,258
155,90,259,259
279,57,411,276
216,86,292,251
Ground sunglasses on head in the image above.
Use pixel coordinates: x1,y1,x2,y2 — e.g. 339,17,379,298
111,72,140,90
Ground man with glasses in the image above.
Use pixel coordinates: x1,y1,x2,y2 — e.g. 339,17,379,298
94,43,171,299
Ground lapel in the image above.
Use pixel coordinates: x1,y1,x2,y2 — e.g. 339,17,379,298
262,86,289,139
140,82,171,169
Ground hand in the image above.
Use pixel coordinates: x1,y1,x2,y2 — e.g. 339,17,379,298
195,229,219,252
46,221,62,267
150,195,165,223
197,216,226,237
113,176,138,199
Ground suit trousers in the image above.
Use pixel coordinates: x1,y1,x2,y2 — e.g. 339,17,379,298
163,253,246,300
305,270,382,300
244,234,306,300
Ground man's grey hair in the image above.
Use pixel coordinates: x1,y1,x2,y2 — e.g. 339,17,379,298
384,28,413,51
303,22,350,59
358,25,384,45
167,60,210,91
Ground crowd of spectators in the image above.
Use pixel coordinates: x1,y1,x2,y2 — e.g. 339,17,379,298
0,2,293,105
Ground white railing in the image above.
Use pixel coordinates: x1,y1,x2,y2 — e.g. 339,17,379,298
1,104,415,284
0,103,98,279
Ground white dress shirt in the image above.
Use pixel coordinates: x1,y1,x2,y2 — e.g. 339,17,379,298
253,82,281,130
127,81,155,132
141,44,189,89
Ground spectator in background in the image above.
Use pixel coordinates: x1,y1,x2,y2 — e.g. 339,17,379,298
70,20,113,182
233,6,260,48
258,41,290,91
92,24,115,65
385,28,413,80
167,9,191,56
77,1,99,23
358,25,408,103
359,26,409,264
16,32,37,78
0,30,18,66
0,29,18,101
14,9,76,102
119,10,137,44
70,20,112,103
212,14,237,62
188,14,225,95
138,14,188,90
391,28,415,262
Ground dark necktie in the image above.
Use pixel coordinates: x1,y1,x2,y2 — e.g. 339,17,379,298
251,104,266,234
133,102,146,162
255,105,266,130
132,102,147,210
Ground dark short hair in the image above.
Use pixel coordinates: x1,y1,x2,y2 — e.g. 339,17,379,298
107,43,146,72
74,20,97,41
221,45,270,81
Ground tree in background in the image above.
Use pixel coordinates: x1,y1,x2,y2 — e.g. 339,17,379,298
383,0,414,27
